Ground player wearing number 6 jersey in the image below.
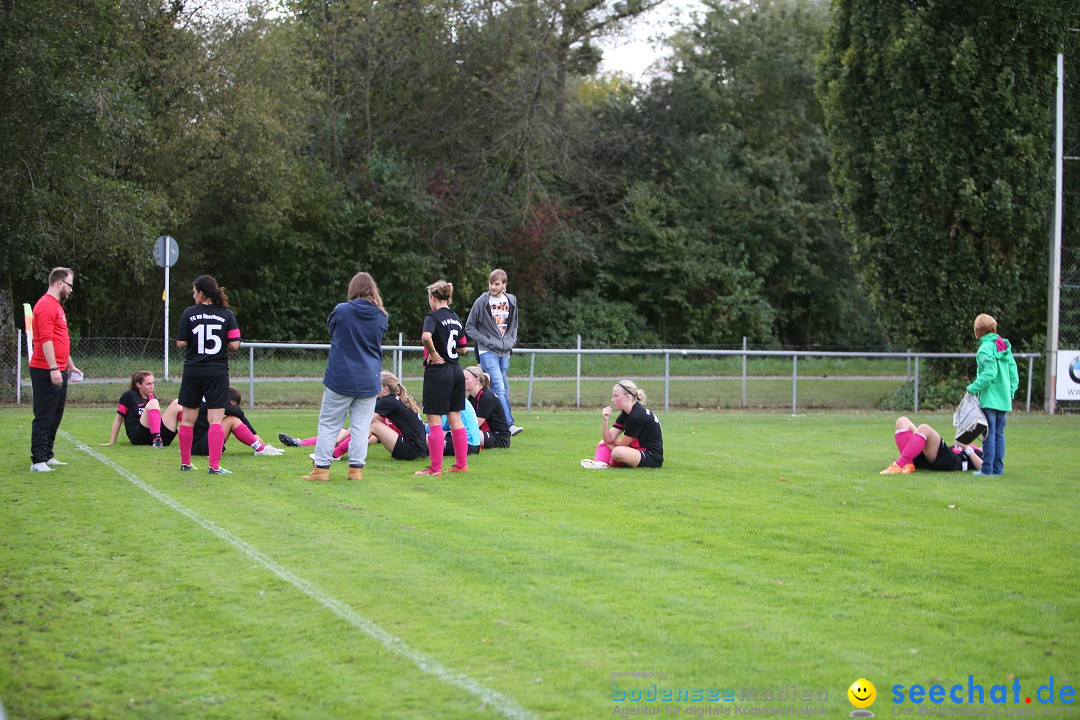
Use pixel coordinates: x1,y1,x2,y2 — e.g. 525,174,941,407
175,275,241,474
416,280,469,476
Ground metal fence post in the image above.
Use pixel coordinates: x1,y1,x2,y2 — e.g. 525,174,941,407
15,328,21,405
248,344,256,409
664,351,670,412
742,336,748,409
792,354,798,416
1026,356,1034,412
527,351,536,411
576,335,582,408
913,355,920,413
397,332,403,379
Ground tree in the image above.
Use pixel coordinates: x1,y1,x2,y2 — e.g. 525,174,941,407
818,0,1075,351
0,0,170,396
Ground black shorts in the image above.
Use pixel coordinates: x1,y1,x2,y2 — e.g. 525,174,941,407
482,431,510,449
423,363,466,416
391,435,427,461
126,423,178,447
442,432,480,456
190,434,230,457
179,364,230,409
637,449,663,469
914,440,968,472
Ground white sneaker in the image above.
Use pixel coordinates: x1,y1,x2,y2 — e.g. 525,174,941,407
254,444,284,456
580,459,609,470
30,462,53,472
510,425,524,436
46,457,67,466
309,452,343,462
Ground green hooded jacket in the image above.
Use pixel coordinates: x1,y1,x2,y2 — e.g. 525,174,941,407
966,333,1019,412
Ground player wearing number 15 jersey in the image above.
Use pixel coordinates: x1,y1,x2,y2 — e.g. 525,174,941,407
416,280,470,476
175,275,241,474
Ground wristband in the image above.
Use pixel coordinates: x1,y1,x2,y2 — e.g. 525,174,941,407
49,367,59,371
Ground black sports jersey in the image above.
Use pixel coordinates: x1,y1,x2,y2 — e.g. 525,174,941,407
422,307,467,366
614,403,664,459
374,395,427,448
116,389,151,435
913,441,983,472
471,388,510,438
177,304,240,367
193,402,254,439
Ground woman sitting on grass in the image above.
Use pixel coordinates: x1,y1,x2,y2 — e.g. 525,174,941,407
580,380,663,470
880,416,983,475
464,365,511,449
102,371,177,448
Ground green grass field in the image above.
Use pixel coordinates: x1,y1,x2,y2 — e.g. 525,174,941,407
1,407,1077,719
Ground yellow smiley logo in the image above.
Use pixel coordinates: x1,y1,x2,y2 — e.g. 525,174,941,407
848,678,877,709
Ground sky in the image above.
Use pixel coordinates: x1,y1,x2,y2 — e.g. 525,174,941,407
597,0,706,80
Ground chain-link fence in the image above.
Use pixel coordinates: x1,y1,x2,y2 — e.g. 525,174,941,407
13,335,1040,413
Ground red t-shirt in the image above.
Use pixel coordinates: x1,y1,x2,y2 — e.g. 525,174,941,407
29,293,70,370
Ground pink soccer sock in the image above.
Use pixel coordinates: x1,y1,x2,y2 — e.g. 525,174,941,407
178,425,193,465
427,426,445,472
208,424,225,471
593,441,613,465
897,432,926,467
301,436,317,447
146,408,162,436
895,429,911,454
231,422,261,450
451,427,468,469
333,435,351,458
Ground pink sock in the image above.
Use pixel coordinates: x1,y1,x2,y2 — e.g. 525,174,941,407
333,435,351,458
451,427,468,469
895,429,911,454
146,408,161,436
231,422,261,450
427,426,445,472
594,441,613,464
178,425,193,465
301,436,317,447
208,424,225,471
898,432,926,467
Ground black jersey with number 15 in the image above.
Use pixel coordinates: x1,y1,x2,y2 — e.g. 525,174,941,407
422,307,467,366
177,305,241,367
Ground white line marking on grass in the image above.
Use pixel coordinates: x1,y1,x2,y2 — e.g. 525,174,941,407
63,431,535,720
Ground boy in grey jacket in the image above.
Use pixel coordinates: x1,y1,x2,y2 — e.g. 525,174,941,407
465,269,522,435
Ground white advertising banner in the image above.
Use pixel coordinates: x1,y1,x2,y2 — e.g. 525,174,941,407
1056,350,1080,400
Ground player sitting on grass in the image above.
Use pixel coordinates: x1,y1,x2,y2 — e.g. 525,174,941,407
182,388,283,473
580,380,664,470
464,365,511,449
102,371,177,448
879,416,983,475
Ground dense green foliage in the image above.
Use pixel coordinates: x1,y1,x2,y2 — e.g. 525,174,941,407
818,0,1077,353
2,0,879,354
5,0,1072,378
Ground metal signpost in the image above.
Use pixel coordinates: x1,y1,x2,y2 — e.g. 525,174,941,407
152,235,180,380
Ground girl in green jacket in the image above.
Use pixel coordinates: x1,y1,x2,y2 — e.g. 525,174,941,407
966,313,1019,476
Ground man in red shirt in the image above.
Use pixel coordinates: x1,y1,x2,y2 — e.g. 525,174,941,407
29,267,82,472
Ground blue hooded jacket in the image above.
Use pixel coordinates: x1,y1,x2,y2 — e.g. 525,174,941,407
323,298,388,397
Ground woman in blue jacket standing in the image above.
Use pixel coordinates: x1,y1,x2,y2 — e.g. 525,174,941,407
303,272,389,482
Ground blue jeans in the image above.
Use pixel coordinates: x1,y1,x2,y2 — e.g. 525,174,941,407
478,351,514,426
982,409,1008,475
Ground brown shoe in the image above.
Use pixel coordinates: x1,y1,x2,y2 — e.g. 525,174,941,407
303,466,330,482
346,467,363,481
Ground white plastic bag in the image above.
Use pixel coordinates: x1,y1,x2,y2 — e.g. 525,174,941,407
953,392,987,444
